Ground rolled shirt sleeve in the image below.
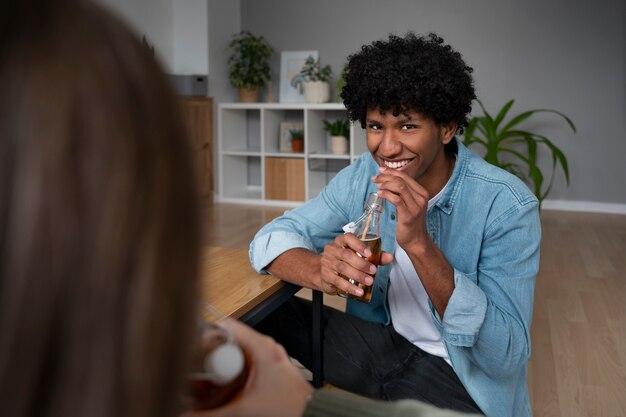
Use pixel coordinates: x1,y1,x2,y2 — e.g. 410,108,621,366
437,269,488,346
433,199,541,378
249,230,317,274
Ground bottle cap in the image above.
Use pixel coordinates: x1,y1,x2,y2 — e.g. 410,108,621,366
342,222,357,234
203,343,245,385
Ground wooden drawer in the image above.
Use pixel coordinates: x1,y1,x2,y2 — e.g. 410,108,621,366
264,157,305,201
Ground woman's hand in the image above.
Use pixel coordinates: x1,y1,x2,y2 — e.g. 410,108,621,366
182,320,314,417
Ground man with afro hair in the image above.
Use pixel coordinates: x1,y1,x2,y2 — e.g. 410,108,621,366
251,32,540,417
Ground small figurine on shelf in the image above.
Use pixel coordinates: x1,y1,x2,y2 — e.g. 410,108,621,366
289,128,304,153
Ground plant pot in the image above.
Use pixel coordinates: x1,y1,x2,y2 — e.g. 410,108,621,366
238,87,259,102
303,81,329,104
291,138,304,153
330,135,348,155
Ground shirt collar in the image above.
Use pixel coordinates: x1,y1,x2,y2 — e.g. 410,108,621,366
434,137,468,215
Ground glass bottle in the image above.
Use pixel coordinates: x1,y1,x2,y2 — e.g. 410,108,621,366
336,192,383,303
185,306,249,410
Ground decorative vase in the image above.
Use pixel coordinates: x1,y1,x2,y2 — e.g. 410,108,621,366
291,138,304,153
238,87,259,103
331,135,348,155
303,81,329,104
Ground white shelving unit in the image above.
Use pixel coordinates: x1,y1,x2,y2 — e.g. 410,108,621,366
218,102,367,206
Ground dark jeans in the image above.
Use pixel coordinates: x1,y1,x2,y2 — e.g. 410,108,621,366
255,297,482,414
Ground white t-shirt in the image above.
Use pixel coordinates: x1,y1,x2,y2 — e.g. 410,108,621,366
388,182,451,365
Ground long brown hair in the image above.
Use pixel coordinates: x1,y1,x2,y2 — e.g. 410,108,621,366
0,2,200,417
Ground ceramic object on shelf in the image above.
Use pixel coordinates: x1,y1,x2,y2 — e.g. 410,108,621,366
331,135,348,155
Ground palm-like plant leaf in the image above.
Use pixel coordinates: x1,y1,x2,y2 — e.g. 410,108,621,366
462,99,576,205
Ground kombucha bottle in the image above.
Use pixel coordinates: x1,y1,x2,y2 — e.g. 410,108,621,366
336,192,383,303
186,321,249,410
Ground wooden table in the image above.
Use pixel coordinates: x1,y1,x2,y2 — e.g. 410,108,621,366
199,246,324,387
200,246,299,325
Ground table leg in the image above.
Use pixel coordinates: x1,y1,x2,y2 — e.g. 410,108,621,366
238,283,300,327
311,289,324,388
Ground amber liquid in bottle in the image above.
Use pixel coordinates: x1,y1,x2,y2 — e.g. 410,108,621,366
336,193,384,304
336,234,382,303
187,364,249,410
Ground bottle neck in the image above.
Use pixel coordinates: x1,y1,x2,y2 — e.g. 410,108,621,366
357,207,381,239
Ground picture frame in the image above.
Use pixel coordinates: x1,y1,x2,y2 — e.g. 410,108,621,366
279,50,318,103
279,121,304,152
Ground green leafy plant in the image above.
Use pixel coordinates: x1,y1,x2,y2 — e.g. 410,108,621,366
463,99,576,204
289,128,304,140
300,56,332,82
323,119,349,138
227,31,274,89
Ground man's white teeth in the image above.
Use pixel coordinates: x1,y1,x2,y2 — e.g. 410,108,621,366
384,159,410,169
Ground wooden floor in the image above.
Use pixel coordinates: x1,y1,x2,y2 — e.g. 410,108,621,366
528,210,626,416
203,202,626,416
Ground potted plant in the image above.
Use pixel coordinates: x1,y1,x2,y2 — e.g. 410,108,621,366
289,128,304,153
227,31,273,102
463,99,576,205
323,119,350,155
300,56,332,103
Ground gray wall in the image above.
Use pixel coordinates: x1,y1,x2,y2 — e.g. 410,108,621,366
208,0,240,102
228,0,626,205
97,0,175,71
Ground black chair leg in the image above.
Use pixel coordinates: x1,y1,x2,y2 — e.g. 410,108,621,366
311,290,324,387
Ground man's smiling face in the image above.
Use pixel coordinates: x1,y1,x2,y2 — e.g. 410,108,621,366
365,108,456,194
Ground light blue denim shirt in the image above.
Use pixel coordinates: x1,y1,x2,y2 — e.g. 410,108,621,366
250,139,541,417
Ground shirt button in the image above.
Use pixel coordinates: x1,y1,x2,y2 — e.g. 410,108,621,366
450,336,458,342
390,214,396,220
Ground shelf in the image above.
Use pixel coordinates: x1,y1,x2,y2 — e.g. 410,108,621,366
222,149,262,156
221,102,346,110
308,158,350,172
220,108,261,153
308,153,350,160
265,152,305,158
218,102,365,206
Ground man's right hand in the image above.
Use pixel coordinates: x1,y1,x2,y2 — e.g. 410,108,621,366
319,233,393,297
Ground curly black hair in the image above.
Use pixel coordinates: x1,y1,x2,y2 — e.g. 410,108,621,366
341,32,475,139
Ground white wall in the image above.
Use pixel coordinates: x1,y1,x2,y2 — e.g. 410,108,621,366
97,0,209,75
208,0,241,103
173,0,208,75
97,0,175,71
97,0,240,201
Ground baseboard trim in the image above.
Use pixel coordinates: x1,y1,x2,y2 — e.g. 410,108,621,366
213,194,626,215
215,195,300,208
542,199,626,215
